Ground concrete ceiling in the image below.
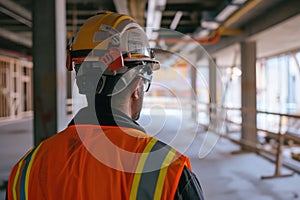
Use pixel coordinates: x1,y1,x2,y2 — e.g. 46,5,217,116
251,14,300,59
212,13,300,67
0,0,299,61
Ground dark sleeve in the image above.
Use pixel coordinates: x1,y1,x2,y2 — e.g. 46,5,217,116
174,166,205,200
5,186,8,200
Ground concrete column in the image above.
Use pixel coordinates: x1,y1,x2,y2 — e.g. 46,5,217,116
33,0,67,145
191,65,198,122
241,41,257,149
209,58,217,125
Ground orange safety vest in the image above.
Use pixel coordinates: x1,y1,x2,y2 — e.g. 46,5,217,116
7,125,191,200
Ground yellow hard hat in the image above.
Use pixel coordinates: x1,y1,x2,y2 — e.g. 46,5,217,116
66,11,160,73
67,11,160,95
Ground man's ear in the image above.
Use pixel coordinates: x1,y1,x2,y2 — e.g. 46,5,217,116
131,78,142,100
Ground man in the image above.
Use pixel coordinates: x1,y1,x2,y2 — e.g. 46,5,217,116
7,11,204,199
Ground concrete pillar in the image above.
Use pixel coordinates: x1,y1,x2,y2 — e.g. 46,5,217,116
240,41,257,148
191,65,198,122
33,0,67,145
209,58,217,125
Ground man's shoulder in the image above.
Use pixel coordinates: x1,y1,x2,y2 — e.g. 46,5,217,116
32,126,79,153
175,166,205,200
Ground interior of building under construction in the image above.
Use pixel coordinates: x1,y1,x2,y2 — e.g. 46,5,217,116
1,0,300,199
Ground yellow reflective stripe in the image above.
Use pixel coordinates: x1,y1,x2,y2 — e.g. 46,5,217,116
24,144,42,200
153,149,177,199
12,149,33,200
13,160,24,199
129,138,157,200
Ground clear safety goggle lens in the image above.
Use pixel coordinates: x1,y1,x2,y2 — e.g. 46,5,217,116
138,65,152,92
140,78,151,92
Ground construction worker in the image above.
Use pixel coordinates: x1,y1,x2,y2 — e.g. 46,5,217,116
6,11,204,199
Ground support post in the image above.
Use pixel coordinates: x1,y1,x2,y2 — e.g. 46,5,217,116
240,41,257,150
191,64,198,123
33,0,67,146
261,115,294,179
209,58,217,126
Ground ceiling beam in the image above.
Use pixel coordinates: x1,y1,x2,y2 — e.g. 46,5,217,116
66,19,86,24
0,27,32,47
205,0,300,54
166,0,217,4
0,0,32,20
0,6,32,27
163,10,190,16
66,10,98,15
161,19,198,26
0,19,23,24
66,0,113,3
0,26,31,31
129,0,147,26
113,0,130,15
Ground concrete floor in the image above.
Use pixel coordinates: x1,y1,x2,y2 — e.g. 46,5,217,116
191,138,300,200
0,118,33,200
1,111,300,200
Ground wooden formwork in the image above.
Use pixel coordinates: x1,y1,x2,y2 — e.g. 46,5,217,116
0,55,33,120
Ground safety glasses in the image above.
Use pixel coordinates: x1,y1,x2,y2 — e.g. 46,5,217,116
139,76,152,92
127,61,153,93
